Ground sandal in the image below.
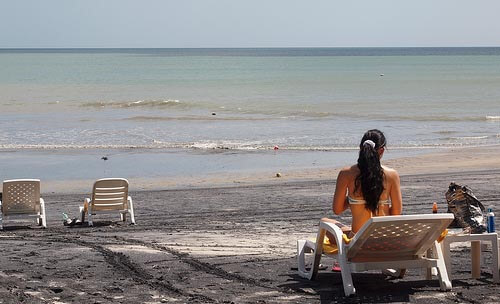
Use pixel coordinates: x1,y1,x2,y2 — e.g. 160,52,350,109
332,262,341,272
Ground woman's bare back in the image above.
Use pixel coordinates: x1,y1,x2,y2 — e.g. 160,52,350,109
333,164,402,233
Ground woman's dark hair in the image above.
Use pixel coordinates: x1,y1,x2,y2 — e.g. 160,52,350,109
354,129,386,213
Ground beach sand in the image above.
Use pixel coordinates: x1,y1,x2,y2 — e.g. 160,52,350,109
1,146,500,303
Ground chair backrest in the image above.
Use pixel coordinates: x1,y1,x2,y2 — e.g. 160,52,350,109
2,179,41,216
347,214,454,261
91,178,129,211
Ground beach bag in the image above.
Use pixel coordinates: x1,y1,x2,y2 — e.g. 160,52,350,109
445,182,486,234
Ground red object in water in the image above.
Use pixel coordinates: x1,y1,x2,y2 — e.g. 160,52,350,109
273,146,279,150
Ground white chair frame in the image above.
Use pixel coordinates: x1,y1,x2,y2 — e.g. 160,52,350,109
80,178,135,226
297,214,454,296
0,179,47,230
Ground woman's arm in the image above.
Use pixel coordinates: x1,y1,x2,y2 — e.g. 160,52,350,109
388,170,402,215
332,169,349,215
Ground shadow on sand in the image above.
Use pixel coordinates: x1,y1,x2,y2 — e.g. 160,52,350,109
281,271,449,303
0,225,45,231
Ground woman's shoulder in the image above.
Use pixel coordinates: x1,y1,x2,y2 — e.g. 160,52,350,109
339,165,360,174
382,165,400,179
337,165,359,179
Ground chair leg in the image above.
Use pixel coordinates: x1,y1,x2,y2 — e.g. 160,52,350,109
337,245,355,296
320,222,356,296
81,198,90,223
128,196,136,225
88,208,93,227
471,241,481,279
82,199,93,226
0,201,4,230
39,198,47,228
490,235,499,283
306,227,330,281
425,247,438,279
433,241,452,291
441,238,452,282
297,240,307,275
297,240,317,280
80,206,85,223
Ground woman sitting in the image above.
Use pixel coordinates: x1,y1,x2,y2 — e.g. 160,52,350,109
322,129,402,241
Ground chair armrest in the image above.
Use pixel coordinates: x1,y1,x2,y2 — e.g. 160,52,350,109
319,220,345,239
318,220,346,250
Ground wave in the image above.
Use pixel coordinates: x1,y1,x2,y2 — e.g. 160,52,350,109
196,106,500,122
276,110,500,123
0,144,164,150
0,142,267,151
123,115,274,122
433,130,458,135
1,141,498,152
362,114,498,122
81,99,188,109
122,110,500,123
448,136,489,140
42,98,500,124
438,134,496,143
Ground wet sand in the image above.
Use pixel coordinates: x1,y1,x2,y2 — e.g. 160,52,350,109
1,147,500,303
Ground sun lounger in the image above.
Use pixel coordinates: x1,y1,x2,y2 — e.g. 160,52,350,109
80,178,135,226
0,179,47,229
297,214,454,296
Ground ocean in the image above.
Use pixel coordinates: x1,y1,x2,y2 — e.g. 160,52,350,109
1,48,499,184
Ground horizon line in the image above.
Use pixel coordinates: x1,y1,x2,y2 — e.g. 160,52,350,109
1,46,500,50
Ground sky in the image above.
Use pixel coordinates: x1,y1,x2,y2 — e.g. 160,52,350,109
1,0,500,48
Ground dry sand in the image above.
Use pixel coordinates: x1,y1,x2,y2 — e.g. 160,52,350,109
1,146,500,303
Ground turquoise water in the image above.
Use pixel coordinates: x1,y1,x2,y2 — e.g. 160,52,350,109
0,48,499,181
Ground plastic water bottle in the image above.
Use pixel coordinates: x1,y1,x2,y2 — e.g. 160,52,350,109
487,208,495,233
432,202,438,214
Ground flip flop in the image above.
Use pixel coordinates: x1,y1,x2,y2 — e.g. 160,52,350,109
382,268,406,278
291,263,328,271
332,263,341,272
68,218,82,227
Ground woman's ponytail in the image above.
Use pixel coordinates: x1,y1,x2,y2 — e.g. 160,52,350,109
354,130,386,213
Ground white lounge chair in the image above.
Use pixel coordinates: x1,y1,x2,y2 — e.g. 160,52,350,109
80,178,135,226
0,179,47,229
297,214,454,296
